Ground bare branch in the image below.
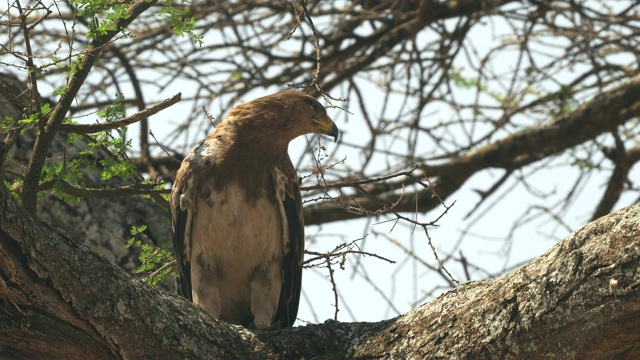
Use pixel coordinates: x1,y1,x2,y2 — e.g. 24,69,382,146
58,93,181,134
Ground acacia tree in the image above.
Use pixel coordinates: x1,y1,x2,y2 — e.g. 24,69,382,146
1,0,639,358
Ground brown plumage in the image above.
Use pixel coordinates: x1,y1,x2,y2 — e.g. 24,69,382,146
170,90,339,329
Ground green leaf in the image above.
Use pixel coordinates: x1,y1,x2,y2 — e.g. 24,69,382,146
130,224,148,236
158,0,203,46
126,224,176,286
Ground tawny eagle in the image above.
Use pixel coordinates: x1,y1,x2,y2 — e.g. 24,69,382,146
170,90,339,329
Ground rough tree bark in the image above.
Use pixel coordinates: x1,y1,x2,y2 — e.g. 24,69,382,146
1,181,638,359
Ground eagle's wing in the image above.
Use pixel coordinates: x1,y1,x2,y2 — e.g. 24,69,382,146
170,150,200,301
274,164,305,327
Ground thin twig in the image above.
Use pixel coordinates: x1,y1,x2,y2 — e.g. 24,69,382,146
301,165,420,191
60,181,169,199
299,0,322,92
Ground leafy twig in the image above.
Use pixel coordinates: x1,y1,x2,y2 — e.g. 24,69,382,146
20,0,159,212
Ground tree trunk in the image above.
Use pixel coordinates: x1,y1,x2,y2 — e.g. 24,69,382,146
1,182,638,359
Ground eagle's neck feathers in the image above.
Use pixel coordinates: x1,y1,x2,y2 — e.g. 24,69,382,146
199,119,294,202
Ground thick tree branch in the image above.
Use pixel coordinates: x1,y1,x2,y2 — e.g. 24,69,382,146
0,183,270,359
57,181,170,199
1,180,638,358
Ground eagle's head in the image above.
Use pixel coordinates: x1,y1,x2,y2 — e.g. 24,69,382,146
227,90,340,145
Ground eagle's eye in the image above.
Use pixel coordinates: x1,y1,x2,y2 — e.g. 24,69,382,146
310,103,325,117
303,97,325,116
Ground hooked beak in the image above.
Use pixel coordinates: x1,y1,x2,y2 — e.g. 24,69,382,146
315,116,340,142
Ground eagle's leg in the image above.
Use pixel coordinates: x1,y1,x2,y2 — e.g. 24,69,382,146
250,266,282,330
192,262,222,319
